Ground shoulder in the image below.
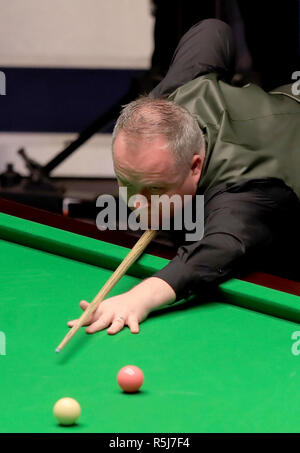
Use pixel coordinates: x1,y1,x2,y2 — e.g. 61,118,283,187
167,73,225,127
168,73,221,103
269,83,300,104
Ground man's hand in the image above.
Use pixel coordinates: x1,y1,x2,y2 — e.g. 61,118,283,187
67,277,176,335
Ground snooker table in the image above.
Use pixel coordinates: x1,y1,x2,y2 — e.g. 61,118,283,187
1,198,300,434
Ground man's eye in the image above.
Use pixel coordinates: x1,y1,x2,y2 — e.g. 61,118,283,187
150,187,163,192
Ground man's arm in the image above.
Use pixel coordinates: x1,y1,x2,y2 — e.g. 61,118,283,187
154,179,300,300
68,179,300,334
151,18,236,98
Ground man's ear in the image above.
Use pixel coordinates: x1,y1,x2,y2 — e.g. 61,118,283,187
191,154,203,178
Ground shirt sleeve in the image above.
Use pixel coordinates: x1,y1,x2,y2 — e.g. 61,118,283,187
150,18,235,98
153,179,300,300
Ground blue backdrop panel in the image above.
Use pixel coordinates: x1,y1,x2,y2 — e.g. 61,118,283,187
0,67,145,133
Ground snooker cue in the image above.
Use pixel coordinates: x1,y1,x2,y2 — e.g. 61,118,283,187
55,229,158,353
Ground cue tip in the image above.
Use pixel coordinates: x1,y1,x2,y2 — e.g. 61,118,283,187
55,348,61,354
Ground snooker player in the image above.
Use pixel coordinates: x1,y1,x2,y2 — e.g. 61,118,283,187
68,19,300,335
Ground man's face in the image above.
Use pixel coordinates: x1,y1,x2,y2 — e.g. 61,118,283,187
113,131,203,219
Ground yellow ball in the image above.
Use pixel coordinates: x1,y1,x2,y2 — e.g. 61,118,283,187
53,397,81,426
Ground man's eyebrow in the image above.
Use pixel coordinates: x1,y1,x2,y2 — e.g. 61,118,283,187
147,184,165,188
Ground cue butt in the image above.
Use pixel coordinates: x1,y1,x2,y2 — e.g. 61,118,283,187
55,229,157,353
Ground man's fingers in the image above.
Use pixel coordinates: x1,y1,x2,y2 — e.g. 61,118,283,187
67,317,93,328
107,316,126,335
80,299,103,324
127,315,140,334
68,302,141,335
86,314,113,334
67,300,98,327
79,300,90,310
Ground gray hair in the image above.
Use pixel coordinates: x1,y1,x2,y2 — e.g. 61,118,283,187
112,96,205,171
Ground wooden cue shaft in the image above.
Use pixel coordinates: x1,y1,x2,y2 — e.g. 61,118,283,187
55,229,158,352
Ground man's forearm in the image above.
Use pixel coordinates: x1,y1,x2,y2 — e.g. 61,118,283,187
129,277,176,312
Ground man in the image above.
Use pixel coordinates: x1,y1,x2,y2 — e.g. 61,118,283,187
68,19,300,335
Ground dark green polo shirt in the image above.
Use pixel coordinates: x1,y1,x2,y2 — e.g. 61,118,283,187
168,73,300,199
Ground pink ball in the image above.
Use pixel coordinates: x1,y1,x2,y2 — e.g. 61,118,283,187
117,365,144,393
